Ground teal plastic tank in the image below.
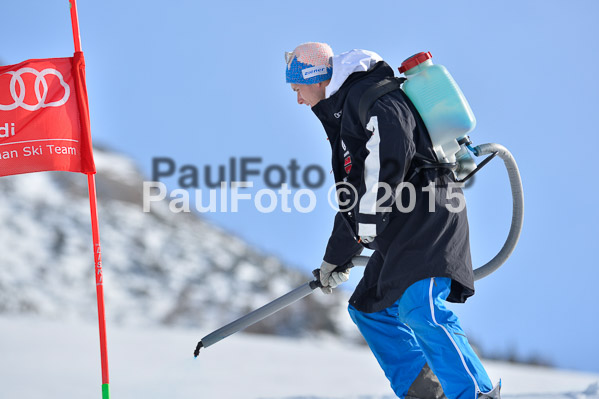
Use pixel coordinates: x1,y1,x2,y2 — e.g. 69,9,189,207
399,52,476,164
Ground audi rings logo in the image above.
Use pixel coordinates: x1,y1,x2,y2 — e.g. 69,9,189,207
0,67,70,111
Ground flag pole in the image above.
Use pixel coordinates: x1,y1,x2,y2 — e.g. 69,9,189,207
69,1,110,398
69,0,82,53
87,173,110,399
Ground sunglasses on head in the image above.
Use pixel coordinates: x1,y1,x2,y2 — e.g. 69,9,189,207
285,51,295,65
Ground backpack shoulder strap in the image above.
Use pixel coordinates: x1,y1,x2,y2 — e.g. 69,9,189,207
358,77,458,181
358,77,406,128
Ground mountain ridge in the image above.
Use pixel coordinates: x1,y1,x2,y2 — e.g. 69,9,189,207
0,146,355,339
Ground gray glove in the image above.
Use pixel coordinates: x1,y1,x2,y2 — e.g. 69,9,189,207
319,261,350,294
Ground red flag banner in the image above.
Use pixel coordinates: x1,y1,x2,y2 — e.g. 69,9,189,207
0,51,95,177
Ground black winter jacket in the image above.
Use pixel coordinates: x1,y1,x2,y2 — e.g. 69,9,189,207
312,60,475,313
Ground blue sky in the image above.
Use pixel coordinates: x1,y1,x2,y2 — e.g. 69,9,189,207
2,0,599,373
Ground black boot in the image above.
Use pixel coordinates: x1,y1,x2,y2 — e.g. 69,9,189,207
478,380,501,398
405,363,447,399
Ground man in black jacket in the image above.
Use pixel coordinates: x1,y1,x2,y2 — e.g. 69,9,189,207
285,42,501,399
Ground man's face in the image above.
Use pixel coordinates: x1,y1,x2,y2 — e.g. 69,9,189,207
290,82,327,107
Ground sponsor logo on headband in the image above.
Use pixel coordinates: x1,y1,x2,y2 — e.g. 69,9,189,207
302,65,328,79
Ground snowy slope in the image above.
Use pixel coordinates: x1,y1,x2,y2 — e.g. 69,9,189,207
2,147,598,399
0,147,353,338
0,316,597,399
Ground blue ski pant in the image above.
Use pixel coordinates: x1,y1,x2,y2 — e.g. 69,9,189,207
348,277,493,399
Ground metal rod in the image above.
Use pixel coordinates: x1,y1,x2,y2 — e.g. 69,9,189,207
194,255,370,356
196,282,315,354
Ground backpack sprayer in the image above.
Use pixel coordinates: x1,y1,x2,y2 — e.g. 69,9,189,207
193,52,523,356
396,51,523,280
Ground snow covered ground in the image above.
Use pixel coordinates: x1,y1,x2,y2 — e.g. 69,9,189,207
1,316,597,399
0,148,352,338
